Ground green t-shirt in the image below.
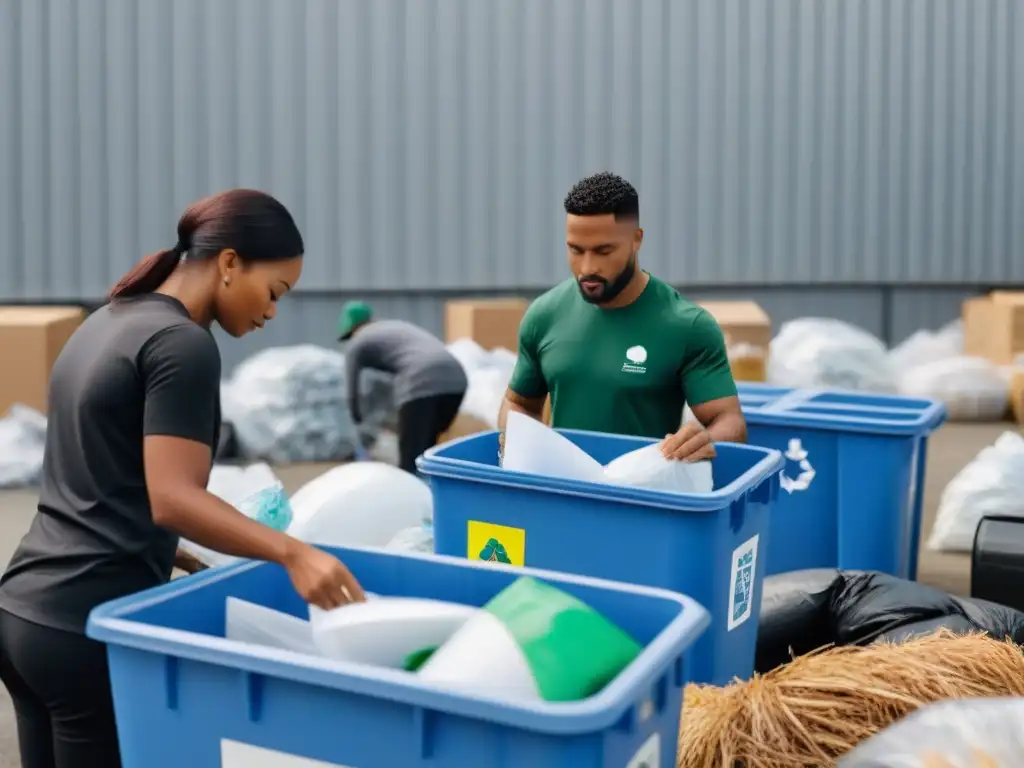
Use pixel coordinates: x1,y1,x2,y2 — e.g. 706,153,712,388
508,275,737,439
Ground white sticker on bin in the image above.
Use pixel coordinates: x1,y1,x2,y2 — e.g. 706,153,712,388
222,740,353,767
727,534,759,632
626,733,660,768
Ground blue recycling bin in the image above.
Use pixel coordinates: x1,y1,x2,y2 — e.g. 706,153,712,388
737,383,946,579
87,546,710,768
418,432,783,686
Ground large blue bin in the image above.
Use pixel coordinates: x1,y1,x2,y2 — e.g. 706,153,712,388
418,433,783,686
87,545,710,768
737,383,946,579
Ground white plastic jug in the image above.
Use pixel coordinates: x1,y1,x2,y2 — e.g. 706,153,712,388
308,597,477,669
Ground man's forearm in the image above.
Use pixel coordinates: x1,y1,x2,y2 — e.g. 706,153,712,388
705,411,748,444
497,395,544,431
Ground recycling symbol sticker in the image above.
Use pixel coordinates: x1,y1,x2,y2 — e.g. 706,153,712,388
780,438,816,494
479,537,512,564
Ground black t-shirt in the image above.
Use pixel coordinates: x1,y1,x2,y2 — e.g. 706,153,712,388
0,294,221,634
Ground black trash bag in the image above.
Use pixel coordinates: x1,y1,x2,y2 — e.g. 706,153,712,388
756,569,1024,674
755,568,842,673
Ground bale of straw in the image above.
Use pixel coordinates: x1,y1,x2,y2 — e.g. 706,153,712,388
678,631,1024,768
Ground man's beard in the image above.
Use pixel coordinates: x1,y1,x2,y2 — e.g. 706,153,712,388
577,253,637,305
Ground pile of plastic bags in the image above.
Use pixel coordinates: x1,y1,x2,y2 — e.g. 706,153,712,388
767,317,1011,422
928,431,1024,553
446,339,517,427
220,344,396,464
0,404,48,490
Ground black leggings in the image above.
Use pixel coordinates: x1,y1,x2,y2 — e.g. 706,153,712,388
397,392,465,474
0,609,122,768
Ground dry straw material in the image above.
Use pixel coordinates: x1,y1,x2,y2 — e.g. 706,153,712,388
677,631,1024,768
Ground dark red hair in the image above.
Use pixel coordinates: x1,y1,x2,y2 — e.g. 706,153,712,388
108,189,304,300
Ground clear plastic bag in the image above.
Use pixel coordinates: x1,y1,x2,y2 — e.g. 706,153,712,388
385,525,435,553
768,318,896,393
839,697,1024,767
0,404,48,489
928,432,1024,552
602,444,714,494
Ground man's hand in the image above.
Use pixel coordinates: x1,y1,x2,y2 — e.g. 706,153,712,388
660,422,716,462
174,547,207,575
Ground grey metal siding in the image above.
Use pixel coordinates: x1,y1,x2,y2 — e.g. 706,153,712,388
1,0,1022,302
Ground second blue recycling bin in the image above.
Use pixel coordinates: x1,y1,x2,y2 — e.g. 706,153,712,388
737,383,946,580
419,432,783,686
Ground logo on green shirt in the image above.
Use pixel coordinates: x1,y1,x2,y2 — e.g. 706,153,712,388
479,537,512,564
621,345,648,374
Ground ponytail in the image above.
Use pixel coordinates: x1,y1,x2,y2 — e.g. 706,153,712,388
108,248,182,300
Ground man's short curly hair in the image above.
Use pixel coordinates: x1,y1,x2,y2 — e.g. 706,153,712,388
563,172,639,221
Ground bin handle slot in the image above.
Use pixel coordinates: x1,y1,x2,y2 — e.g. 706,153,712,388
413,706,436,759
164,655,179,711
245,672,264,722
755,388,821,413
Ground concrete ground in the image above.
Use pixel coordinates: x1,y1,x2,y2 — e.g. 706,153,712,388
0,422,1010,765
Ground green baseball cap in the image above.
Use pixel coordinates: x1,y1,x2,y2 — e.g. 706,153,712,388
337,301,373,340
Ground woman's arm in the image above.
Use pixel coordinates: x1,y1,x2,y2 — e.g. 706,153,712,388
140,324,364,606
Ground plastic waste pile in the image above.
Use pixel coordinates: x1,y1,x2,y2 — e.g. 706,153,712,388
220,344,396,464
888,319,1008,422
180,461,434,568
839,697,1024,767
0,404,48,489
502,412,714,493
446,339,518,427
928,431,1024,553
767,318,897,393
225,575,642,703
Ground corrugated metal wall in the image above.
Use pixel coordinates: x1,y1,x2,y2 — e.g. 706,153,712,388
1,0,1022,305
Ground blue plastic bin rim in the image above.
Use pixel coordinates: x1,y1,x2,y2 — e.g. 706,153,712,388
419,430,784,512
86,546,711,736
736,383,947,436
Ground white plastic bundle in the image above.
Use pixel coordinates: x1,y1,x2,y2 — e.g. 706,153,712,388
768,318,896,393
898,356,1007,422
839,697,1024,767
0,404,47,489
447,339,518,426
928,432,1024,552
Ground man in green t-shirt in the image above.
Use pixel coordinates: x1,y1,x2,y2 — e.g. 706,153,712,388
498,172,746,461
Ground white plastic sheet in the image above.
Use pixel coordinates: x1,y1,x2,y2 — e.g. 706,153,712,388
928,432,1024,553
768,318,896,393
225,597,320,656
501,412,605,482
839,697,1024,767
308,598,477,668
288,462,433,548
385,525,435,554
0,404,47,489
603,444,714,493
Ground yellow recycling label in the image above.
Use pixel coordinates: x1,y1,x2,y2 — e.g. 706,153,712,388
467,521,526,567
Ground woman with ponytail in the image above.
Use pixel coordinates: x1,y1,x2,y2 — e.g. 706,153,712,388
0,189,364,768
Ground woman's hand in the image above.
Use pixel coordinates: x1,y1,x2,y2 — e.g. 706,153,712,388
282,540,366,609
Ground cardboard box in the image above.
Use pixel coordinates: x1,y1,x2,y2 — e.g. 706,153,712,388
963,292,1024,364
1011,370,1024,425
0,306,86,415
444,298,529,352
697,300,772,382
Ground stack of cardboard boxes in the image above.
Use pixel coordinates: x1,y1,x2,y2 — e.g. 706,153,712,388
0,306,86,417
697,300,772,383
963,291,1024,423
